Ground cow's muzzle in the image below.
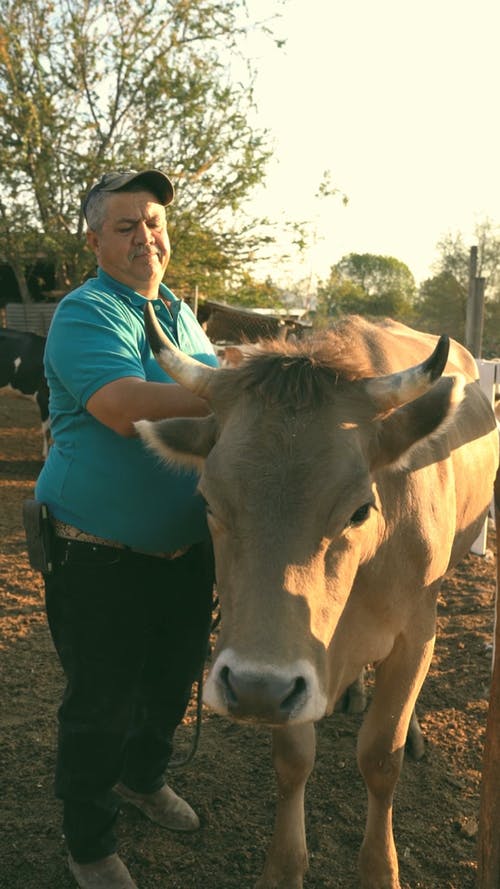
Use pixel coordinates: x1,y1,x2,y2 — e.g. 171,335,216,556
204,651,327,725
220,665,307,723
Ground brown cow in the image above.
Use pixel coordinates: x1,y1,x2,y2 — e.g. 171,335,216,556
136,309,499,889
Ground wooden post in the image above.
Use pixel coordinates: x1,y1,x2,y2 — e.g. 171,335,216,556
465,246,478,351
476,466,500,887
471,277,486,358
464,242,486,358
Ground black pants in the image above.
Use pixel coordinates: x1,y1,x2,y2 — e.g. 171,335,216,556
44,537,214,863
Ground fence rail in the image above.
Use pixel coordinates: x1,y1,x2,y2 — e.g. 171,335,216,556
4,303,58,336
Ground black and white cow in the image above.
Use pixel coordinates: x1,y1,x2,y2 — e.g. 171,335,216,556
0,328,50,458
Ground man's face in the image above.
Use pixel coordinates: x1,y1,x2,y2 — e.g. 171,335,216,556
86,190,171,298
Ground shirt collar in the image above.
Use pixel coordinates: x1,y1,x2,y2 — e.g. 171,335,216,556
97,268,180,315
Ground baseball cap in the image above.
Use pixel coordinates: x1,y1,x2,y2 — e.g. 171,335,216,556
83,169,174,221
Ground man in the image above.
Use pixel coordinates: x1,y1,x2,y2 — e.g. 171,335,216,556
35,169,217,889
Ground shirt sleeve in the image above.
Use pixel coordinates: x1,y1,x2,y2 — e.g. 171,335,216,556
47,292,146,407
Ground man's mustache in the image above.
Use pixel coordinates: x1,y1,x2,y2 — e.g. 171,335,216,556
128,247,162,259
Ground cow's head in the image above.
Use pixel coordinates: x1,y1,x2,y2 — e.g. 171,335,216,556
136,305,459,726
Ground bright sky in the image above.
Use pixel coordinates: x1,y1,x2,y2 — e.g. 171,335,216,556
241,0,500,289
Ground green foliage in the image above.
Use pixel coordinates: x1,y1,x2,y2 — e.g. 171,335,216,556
315,170,349,206
0,0,274,301
316,253,416,323
166,212,278,302
222,272,285,309
414,271,466,341
435,220,500,295
421,219,500,355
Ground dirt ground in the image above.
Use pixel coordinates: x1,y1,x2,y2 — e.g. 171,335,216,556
0,392,497,889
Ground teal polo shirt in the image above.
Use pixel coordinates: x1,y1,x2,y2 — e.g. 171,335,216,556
35,269,218,552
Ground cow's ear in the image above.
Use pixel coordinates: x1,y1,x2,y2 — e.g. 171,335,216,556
369,375,464,470
135,414,217,471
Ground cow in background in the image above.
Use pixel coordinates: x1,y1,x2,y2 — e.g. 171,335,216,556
137,309,498,889
0,328,50,458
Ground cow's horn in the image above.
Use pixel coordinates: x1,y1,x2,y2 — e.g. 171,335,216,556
144,301,216,397
364,335,450,411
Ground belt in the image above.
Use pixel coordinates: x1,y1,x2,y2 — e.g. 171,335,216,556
52,519,191,561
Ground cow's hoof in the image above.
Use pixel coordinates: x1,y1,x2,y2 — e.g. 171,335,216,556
360,876,401,889
359,843,400,888
254,879,303,889
254,865,304,889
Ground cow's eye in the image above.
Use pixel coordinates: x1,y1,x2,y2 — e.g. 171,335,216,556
199,493,214,517
347,503,372,527
204,501,217,521
199,493,226,532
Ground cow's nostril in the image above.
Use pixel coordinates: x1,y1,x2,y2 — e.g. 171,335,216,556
219,665,238,707
280,676,307,714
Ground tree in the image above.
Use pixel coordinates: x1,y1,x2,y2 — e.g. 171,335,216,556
414,270,466,342
0,0,273,302
166,215,275,302
223,272,285,309
428,219,500,354
316,253,416,322
315,267,365,325
435,220,500,295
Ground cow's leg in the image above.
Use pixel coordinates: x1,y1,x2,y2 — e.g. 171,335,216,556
356,632,435,889
36,390,50,460
41,419,50,459
335,667,367,714
255,722,315,889
337,673,425,758
405,706,425,760
335,671,426,761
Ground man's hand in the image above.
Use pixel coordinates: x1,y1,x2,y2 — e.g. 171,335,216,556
86,376,210,437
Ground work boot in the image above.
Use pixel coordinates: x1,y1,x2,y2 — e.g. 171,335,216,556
115,782,200,831
68,853,137,889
